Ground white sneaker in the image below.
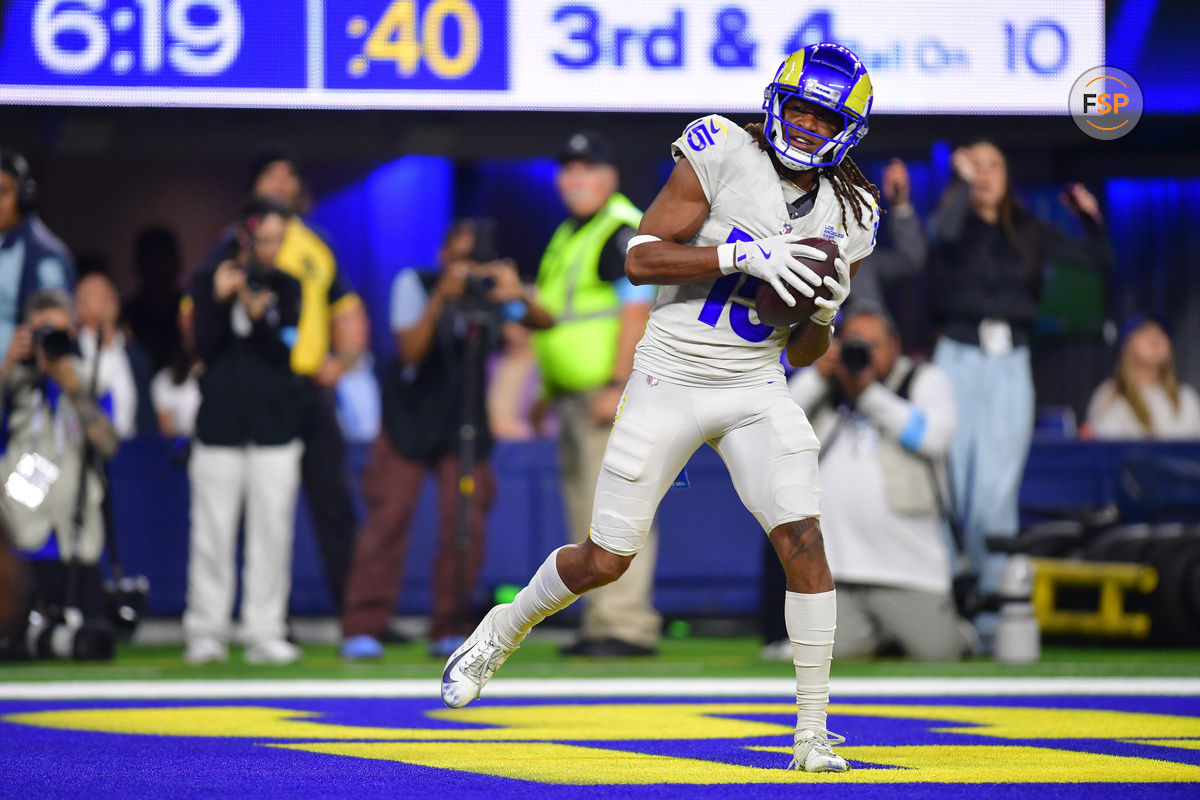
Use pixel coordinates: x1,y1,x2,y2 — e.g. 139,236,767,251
441,605,519,709
244,639,301,665
789,729,850,772
183,638,228,666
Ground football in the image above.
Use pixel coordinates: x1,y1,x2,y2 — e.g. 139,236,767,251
753,238,842,328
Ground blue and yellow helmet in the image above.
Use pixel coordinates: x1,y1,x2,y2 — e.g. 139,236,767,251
763,43,873,171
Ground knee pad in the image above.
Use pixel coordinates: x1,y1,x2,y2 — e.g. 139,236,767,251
590,489,655,557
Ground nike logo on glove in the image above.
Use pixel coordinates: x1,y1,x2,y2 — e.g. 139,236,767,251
756,245,771,259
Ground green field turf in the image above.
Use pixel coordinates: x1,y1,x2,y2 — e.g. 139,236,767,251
2,636,1198,682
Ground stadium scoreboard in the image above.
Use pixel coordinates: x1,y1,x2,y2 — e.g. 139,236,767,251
0,0,1106,113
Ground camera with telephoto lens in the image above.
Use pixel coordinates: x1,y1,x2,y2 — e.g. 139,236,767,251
105,575,150,641
457,219,502,316
840,339,874,375
243,259,272,293
22,607,115,661
22,325,73,366
6,574,147,660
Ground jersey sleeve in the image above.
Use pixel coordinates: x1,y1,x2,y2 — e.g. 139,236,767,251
670,115,741,205
843,187,881,265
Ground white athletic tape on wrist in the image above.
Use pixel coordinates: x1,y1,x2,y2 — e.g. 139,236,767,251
810,309,836,326
625,234,662,253
717,242,737,275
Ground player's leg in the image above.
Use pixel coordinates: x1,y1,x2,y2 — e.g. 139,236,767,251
558,388,661,653
711,385,847,772
442,373,702,708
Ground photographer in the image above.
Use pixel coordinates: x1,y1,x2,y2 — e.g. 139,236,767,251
340,220,552,660
784,304,973,660
0,289,119,658
182,198,304,666
0,150,75,379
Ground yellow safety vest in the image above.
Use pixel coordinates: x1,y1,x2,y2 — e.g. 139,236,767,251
532,193,643,395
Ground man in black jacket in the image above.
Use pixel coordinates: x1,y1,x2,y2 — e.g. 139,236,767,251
182,198,304,666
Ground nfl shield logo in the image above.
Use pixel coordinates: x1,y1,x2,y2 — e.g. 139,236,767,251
779,222,793,234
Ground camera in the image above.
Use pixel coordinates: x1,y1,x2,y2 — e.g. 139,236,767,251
2,574,148,661
22,608,115,661
105,574,150,641
457,219,503,316
22,325,73,365
840,339,874,375
243,259,272,292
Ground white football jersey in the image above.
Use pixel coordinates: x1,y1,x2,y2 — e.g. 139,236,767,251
633,115,879,388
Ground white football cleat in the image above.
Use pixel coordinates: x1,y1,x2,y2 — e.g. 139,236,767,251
789,729,850,772
441,605,519,709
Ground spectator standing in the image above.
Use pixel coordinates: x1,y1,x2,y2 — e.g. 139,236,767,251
182,199,304,666
530,131,661,657
1087,315,1200,440
928,141,1114,643
124,226,184,373
75,273,155,438
788,305,971,660
340,221,552,660
0,149,75,363
844,158,926,313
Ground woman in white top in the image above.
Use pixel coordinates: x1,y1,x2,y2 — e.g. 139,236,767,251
1087,316,1200,440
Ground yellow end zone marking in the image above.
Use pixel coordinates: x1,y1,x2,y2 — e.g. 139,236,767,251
12,702,1199,743
6,702,1200,785
1124,739,1200,751
266,742,1200,785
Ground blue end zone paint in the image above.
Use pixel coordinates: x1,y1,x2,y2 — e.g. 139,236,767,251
0,694,1197,800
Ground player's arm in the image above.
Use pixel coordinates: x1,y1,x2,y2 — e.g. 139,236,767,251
626,159,829,305
624,158,717,285
784,259,862,367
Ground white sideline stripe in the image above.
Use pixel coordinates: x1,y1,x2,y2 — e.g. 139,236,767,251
0,677,1198,700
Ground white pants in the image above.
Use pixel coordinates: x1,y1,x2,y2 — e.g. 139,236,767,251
591,371,822,556
183,440,303,645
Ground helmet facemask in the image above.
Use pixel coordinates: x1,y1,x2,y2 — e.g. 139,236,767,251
761,44,872,172
764,84,867,171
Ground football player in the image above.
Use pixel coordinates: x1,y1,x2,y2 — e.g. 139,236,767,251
442,43,880,773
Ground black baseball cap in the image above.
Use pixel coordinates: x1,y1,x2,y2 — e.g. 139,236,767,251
557,131,615,166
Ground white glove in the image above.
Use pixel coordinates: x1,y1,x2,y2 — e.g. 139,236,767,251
809,254,851,326
723,234,829,307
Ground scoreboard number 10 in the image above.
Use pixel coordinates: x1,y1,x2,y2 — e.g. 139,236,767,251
347,0,481,79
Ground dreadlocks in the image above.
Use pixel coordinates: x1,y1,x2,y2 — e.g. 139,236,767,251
744,123,881,232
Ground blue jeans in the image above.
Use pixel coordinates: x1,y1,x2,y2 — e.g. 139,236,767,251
932,337,1035,602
